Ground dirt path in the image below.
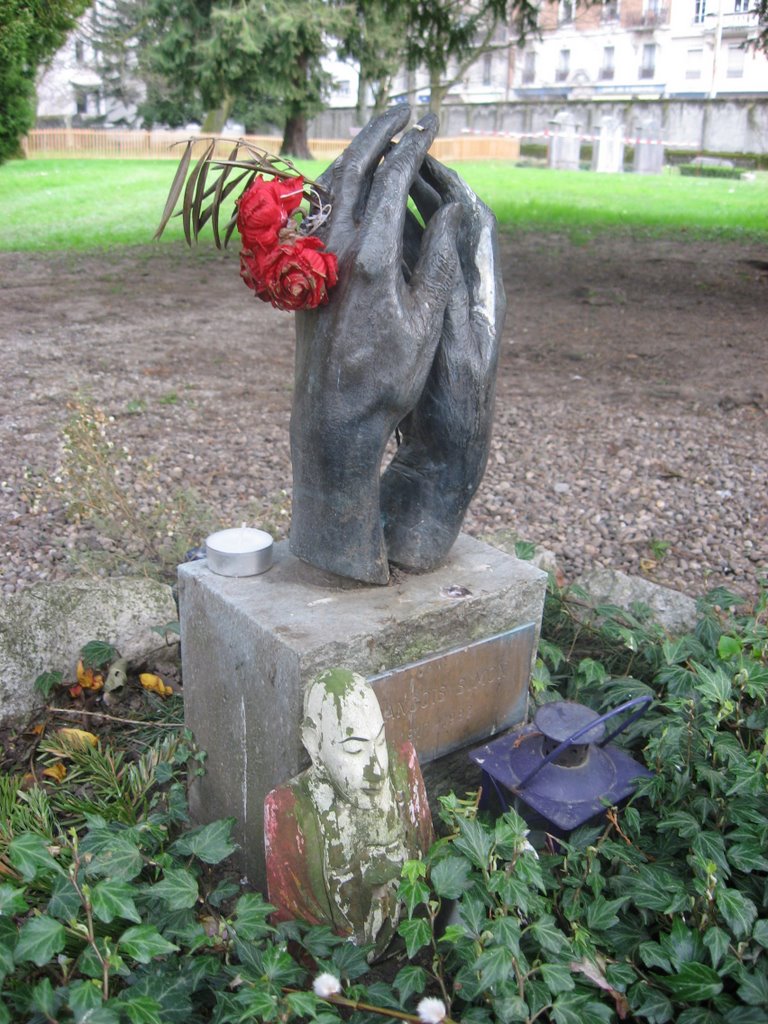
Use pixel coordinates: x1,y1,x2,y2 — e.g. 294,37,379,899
1,232,766,599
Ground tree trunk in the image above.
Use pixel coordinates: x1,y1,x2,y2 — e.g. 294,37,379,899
281,112,312,159
428,66,448,122
356,73,369,126
201,95,234,134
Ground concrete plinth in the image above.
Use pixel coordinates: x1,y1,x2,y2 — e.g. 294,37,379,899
178,534,546,887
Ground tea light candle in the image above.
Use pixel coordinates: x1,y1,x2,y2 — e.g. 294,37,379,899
205,526,273,577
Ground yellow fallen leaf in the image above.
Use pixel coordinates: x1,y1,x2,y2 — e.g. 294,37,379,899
57,727,99,749
76,660,104,691
139,673,173,698
43,762,67,783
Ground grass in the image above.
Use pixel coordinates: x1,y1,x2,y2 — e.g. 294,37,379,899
0,155,766,252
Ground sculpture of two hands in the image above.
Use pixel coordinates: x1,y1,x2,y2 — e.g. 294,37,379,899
291,106,506,584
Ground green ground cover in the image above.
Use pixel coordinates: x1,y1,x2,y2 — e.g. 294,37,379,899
0,156,766,252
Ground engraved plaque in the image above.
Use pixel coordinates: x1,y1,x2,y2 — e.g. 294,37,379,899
369,623,536,763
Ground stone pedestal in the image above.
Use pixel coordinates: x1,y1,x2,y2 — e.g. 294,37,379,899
178,535,546,887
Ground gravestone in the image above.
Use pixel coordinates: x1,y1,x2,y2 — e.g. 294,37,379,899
547,111,581,171
633,116,665,174
591,116,625,173
179,535,546,887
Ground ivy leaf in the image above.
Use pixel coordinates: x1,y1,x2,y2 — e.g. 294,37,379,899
34,670,63,697
68,978,103,1018
15,914,66,966
91,880,142,923
430,856,472,899
170,818,238,865
85,835,144,882
399,877,430,916
8,833,61,882
394,964,427,1002
147,868,199,911
330,938,370,979
753,919,768,947
529,914,568,954
716,886,758,938
31,977,58,1017
737,967,768,1008
453,816,492,868
232,892,275,941
458,896,488,939
492,994,529,1022
474,945,512,988
692,662,732,705
118,995,164,1024
638,942,672,973
691,832,730,876
81,639,119,669
630,984,673,1024
398,917,431,958
286,992,319,1018
702,926,730,968
541,963,576,995
0,883,29,915
118,924,179,963
661,962,723,1002
585,896,625,932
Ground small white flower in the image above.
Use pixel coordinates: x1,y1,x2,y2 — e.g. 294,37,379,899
313,973,342,998
417,997,447,1024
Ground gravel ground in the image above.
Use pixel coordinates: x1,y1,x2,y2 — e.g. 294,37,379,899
1,232,767,603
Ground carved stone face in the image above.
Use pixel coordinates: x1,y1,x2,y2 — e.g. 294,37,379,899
303,669,391,809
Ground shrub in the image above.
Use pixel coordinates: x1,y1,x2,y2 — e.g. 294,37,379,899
679,164,744,180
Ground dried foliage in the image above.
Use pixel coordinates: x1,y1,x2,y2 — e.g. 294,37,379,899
154,136,325,248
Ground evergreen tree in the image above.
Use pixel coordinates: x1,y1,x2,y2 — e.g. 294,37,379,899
0,0,91,162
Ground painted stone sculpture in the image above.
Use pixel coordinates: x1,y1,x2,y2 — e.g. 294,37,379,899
264,668,433,955
290,105,506,584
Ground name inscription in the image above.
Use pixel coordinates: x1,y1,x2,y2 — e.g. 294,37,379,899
368,623,536,763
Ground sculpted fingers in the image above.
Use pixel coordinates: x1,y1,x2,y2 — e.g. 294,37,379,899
320,106,411,245
407,203,462,338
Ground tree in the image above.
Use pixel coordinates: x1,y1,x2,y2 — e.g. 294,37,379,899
136,0,350,155
0,0,91,162
337,0,409,124
392,0,539,119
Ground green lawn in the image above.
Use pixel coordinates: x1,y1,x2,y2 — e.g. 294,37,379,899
0,156,766,252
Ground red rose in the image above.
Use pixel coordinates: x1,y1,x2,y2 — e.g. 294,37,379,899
236,175,305,250
259,237,339,311
239,247,270,299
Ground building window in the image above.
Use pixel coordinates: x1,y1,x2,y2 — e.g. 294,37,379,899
556,49,571,82
559,0,575,25
74,38,85,64
685,47,703,79
482,52,493,87
522,51,536,84
733,0,749,10
693,0,707,23
727,44,745,77
334,79,351,95
602,0,620,21
639,43,656,78
599,46,615,79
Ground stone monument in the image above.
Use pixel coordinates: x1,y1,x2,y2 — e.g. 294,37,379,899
547,111,582,171
591,116,625,174
179,106,547,888
264,668,433,955
633,117,665,175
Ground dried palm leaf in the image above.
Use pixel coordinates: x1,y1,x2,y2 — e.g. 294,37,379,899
154,137,327,249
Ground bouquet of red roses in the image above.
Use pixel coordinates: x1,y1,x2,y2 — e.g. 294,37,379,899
155,138,338,313
236,176,338,312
